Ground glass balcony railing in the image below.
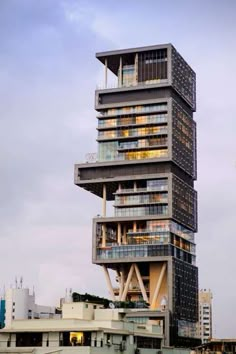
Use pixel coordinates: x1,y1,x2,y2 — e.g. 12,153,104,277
114,196,168,206
127,229,169,236
117,138,168,151
98,115,168,129
127,235,170,245
114,185,168,195
97,127,168,140
115,205,168,217
170,223,194,242
98,104,168,117
96,78,169,91
96,244,171,260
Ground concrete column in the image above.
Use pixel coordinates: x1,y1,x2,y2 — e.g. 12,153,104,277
102,184,106,217
49,332,59,347
134,264,149,303
123,225,127,244
42,333,49,347
105,58,108,88
117,223,121,245
103,266,115,301
134,53,138,84
102,224,106,248
119,269,125,301
121,264,134,301
118,56,122,87
11,334,16,348
133,221,137,233
134,181,137,191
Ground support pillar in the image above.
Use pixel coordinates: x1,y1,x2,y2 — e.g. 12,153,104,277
151,263,167,309
105,58,108,88
134,264,149,303
102,184,106,217
118,56,122,87
117,223,121,245
123,225,127,244
121,264,134,301
103,266,115,301
102,224,106,248
118,269,124,301
134,53,138,84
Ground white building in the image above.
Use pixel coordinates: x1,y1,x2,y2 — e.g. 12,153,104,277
198,289,213,343
0,300,192,354
5,287,56,328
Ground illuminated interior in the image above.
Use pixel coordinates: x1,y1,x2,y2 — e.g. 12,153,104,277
70,332,83,346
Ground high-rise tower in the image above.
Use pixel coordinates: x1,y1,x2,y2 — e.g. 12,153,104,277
75,44,199,347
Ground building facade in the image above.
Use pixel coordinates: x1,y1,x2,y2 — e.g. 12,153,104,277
0,301,169,354
75,44,199,347
198,289,213,343
5,287,56,328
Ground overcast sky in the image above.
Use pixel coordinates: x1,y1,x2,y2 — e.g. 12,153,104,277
0,0,236,337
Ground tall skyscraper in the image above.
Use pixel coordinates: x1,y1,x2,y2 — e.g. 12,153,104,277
75,44,199,346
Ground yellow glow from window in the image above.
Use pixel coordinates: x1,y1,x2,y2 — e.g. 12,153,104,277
125,149,168,160
70,332,83,345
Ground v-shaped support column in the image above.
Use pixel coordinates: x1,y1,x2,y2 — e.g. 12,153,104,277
120,264,134,301
151,262,167,309
134,264,149,303
102,265,116,301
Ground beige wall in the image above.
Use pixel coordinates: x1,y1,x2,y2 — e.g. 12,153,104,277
63,302,95,320
94,309,123,321
0,344,165,354
0,346,188,354
199,290,212,304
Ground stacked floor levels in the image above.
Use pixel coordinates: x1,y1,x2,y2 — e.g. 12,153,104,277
75,44,199,347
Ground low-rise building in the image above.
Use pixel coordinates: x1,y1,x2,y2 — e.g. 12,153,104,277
0,300,177,354
5,287,57,328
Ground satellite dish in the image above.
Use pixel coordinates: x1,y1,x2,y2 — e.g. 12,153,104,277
109,302,115,309
160,296,167,311
160,296,167,307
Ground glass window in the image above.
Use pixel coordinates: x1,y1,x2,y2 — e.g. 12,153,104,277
98,141,118,161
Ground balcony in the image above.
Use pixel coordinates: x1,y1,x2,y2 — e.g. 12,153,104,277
97,236,170,248
114,185,168,195
114,198,168,207
117,139,168,151
127,228,170,235
97,128,168,141
114,205,168,217
97,104,168,118
96,78,169,91
97,115,167,129
96,244,171,260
